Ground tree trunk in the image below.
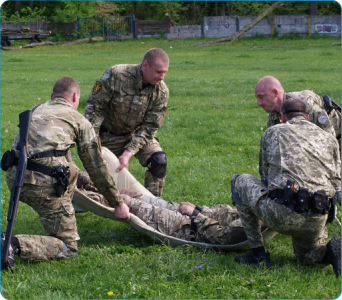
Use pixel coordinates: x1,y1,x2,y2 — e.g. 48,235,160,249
202,1,285,45
30,1,33,14
309,1,318,15
15,1,21,16
221,2,225,16
40,1,44,10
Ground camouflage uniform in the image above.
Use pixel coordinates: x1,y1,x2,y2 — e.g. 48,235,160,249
267,90,341,145
85,64,169,197
5,97,123,261
235,116,341,264
82,186,247,245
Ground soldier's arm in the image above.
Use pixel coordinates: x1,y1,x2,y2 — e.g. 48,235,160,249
76,118,123,209
125,85,169,155
307,93,336,136
332,139,341,204
85,68,113,136
259,132,269,182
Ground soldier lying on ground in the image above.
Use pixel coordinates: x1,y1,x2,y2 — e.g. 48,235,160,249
77,171,266,245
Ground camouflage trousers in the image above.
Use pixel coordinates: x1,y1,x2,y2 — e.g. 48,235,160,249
124,195,246,244
235,174,328,264
100,131,166,197
13,170,79,261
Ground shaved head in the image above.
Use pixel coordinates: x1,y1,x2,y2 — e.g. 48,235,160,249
53,77,80,99
255,76,283,93
142,48,169,67
255,76,285,113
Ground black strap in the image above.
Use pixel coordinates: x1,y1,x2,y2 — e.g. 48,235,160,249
14,157,55,176
29,149,68,160
189,206,202,235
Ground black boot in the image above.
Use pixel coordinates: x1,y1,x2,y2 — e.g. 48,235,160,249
1,234,19,270
235,249,272,269
325,236,341,277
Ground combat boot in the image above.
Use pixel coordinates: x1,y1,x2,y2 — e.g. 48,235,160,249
235,249,272,269
55,242,78,260
1,234,19,270
325,236,341,276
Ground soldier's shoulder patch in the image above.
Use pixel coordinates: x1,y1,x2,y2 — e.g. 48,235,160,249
92,81,102,95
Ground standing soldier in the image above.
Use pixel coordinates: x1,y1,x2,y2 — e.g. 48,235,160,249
255,76,341,146
85,48,169,197
1,77,129,268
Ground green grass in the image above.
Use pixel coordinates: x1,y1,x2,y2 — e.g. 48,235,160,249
1,36,341,299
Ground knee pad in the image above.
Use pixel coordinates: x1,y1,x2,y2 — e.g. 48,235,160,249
148,151,167,178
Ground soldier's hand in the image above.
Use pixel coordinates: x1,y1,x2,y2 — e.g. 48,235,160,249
114,203,130,221
117,150,133,172
179,202,196,216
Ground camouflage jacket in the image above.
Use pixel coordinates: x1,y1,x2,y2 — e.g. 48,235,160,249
6,98,123,208
267,90,341,139
85,64,169,155
193,204,242,245
260,115,341,198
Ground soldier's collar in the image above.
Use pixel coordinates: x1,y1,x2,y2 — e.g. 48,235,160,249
52,97,75,109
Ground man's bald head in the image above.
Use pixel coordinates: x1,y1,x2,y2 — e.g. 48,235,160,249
255,76,285,113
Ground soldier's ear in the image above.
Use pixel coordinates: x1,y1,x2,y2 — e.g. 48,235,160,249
50,93,54,100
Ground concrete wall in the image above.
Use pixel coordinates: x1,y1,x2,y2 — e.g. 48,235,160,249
311,15,341,36
167,25,201,39
166,15,341,39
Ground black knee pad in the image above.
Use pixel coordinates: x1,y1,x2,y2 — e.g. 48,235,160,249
148,151,167,178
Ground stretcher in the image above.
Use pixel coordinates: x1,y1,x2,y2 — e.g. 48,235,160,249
72,147,277,251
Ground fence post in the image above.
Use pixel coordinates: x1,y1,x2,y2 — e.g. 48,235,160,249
77,16,80,39
135,19,139,39
131,15,135,38
236,17,239,32
201,17,204,37
106,17,109,42
271,16,274,36
308,16,311,36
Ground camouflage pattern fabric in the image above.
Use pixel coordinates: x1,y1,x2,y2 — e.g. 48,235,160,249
235,116,341,264
6,97,123,208
85,64,169,197
5,97,123,261
260,116,340,198
235,175,328,264
99,131,165,197
125,196,247,244
85,64,169,155
267,90,341,144
14,171,79,260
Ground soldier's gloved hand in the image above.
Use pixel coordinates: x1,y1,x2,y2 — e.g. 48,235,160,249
179,202,195,216
114,203,130,221
117,150,133,172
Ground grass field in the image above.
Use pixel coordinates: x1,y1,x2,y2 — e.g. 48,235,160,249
1,35,341,299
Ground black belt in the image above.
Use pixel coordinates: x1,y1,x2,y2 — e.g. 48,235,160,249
269,189,330,215
14,149,68,177
14,157,55,176
29,149,68,159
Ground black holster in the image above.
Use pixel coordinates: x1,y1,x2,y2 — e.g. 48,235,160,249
53,165,70,197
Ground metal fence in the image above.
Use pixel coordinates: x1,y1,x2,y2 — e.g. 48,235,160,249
106,16,134,41
77,17,104,39
77,16,134,41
